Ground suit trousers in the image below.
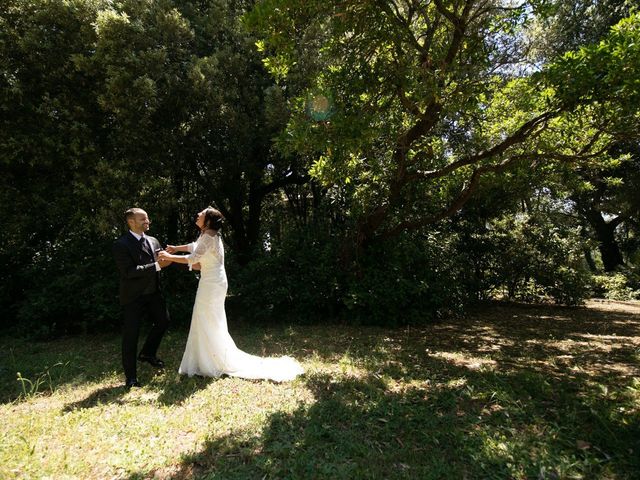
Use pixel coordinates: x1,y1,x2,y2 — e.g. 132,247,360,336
121,292,169,381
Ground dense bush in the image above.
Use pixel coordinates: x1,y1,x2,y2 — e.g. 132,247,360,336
459,213,591,305
12,235,199,337
14,237,120,337
1,0,639,337
6,208,617,337
227,227,344,324
341,233,467,325
228,226,468,326
591,270,640,300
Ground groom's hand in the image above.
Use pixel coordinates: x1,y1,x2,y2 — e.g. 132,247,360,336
157,250,172,268
191,262,201,271
158,258,172,269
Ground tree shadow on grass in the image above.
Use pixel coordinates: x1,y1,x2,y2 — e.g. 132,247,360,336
61,368,217,411
129,355,640,479
5,300,640,478
124,300,640,479
0,333,123,404
0,330,201,405
1,325,303,407
128,371,485,480
62,383,129,411
154,373,217,406
437,300,640,384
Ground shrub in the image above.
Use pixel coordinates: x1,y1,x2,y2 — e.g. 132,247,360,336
227,226,343,324
12,236,198,337
591,271,640,300
228,227,467,326
457,213,591,305
342,233,467,326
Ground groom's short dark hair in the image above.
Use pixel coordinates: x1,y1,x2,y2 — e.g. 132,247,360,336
125,207,146,222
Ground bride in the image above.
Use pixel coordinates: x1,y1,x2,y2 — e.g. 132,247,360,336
158,207,304,382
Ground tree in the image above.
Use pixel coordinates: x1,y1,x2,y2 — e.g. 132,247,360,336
0,0,309,331
0,0,110,331
250,1,640,257
527,0,639,271
86,0,310,263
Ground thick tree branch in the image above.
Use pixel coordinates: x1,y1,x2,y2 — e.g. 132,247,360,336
432,0,460,27
396,85,423,117
434,0,473,67
389,0,477,184
405,109,559,183
608,214,626,229
380,1,426,56
382,154,531,238
256,170,310,197
379,129,613,239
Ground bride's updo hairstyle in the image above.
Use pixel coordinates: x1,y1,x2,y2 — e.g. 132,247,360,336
203,206,224,231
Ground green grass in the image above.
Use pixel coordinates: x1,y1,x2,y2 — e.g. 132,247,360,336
1,300,639,479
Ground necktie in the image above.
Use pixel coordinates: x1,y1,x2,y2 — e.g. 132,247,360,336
140,236,152,256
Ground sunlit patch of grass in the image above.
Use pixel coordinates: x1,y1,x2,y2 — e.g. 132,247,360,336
1,300,639,479
429,351,497,371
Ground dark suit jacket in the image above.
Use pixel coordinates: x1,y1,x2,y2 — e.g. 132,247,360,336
113,232,164,305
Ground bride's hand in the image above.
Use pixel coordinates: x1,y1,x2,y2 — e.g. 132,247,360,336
165,245,178,254
157,250,172,262
158,258,172,269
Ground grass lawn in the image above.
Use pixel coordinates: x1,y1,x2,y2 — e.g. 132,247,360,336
1,300,639,479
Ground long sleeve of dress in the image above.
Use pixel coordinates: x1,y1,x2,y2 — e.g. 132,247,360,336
186,234,222,268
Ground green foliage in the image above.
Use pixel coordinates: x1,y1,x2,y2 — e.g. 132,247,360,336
228,225,343,323
342,233,466,325
2,0,640,336
250,1,640,251
13,237,120,336
12,233,203,336
591,271,640,300
0,0,301,333
229,225,467,326
460,211,591,305
546,12,640,133
528,0,633,60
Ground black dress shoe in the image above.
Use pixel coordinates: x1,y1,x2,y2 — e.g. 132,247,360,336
138,354,165,368
125,378,141,389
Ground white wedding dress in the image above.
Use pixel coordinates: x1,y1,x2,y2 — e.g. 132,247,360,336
178,233,304,382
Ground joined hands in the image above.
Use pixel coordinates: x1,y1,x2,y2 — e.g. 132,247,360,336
157,250,172,262
156,250,172,269
157,249,200,270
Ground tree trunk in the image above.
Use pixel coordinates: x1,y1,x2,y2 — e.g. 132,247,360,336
167,172,183,244
583,247,597,272
226,183,265,266
584,207,625,272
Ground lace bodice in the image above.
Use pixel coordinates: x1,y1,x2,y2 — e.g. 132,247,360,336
186,233,224,270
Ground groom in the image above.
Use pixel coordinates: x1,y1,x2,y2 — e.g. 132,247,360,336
113,207,171,389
